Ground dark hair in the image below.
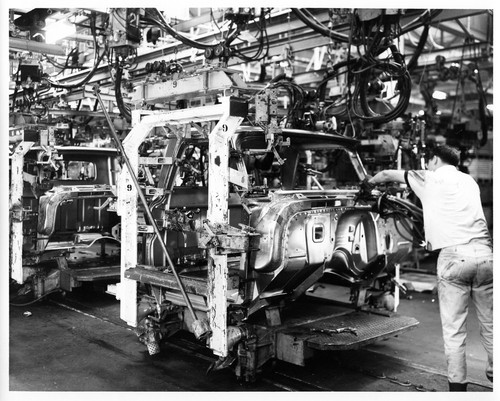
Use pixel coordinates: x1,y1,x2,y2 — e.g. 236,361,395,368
429,145,460,167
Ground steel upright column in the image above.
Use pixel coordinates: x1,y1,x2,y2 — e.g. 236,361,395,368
207,107,244,356
9,141,34,284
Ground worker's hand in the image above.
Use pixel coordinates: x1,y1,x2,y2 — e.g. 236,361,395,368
365,174,375,185
360,177,375,190
358,178,375,199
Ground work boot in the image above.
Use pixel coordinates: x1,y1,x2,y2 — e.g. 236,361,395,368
449,382,467,391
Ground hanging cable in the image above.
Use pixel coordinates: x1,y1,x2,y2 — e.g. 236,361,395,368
319,41,411,124
44,13,105,89
450,39,468,121
291,8,349,43
406,24,430,73
267,78,306,126
144,8,213,49
114,61,132,123
400,9,442,35
376,193,425,246
231,9,270,62
293,8,441,44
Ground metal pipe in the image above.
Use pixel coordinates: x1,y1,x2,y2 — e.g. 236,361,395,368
9,37,66,56
93,84,200,325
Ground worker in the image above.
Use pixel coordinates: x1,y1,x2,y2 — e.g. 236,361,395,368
367,144,493,392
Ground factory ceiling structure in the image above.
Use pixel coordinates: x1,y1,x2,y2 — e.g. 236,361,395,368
8,8,492,125
7,7,494,389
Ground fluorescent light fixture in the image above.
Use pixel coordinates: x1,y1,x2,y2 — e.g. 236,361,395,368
432,90,447,100
45,20,76,44
487,104,493,111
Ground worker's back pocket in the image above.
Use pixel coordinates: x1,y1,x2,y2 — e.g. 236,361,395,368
437,252,475,284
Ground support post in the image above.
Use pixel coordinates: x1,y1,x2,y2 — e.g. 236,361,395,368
207,107,244,356
98,92,228,330
394,263,400,312
9,142,34,284
116,122,152,326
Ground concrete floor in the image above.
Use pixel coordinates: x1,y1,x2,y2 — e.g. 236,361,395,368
6,274,495,396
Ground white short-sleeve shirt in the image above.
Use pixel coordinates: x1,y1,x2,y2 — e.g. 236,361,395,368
406,165,490,251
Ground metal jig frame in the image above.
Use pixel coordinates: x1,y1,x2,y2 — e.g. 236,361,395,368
97,88,246,356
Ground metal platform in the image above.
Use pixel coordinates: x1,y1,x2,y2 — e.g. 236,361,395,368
298,311,418,350
275,303,419,366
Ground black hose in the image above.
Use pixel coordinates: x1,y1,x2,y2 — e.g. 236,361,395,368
472,65,490,147
400,9,442,35
407,24,430,73
292,9,349,43
317,59,351,101
385,195,423,219
150,8,212,50
378,194,425,245
46,14,104,89
318,28,412,124
230,9,270,62
9,289,62,307
354,61,412,123
114,64,132,122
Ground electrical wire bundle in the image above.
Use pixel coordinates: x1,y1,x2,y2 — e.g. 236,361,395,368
291,8,349,43
314,12,413,125
231,8,270,62
141,8,270,62
114,62,131,122
43,12,107,90
463,43,491,147
141,8,214,50
43,47,84,75
293,8,441,42
306,9,441,126
376,193,425,247
267,76,307,127
348,44,412,124
317,45,412,125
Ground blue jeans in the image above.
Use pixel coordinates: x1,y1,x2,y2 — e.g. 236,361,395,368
437,240,493,384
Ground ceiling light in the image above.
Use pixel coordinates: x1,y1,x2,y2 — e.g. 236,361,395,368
45,19,76,45
486,104,493,111
432,90,447,100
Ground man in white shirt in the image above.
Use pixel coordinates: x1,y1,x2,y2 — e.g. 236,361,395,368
368,145,493,392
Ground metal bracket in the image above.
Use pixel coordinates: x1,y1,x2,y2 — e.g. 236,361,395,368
198,220,257,254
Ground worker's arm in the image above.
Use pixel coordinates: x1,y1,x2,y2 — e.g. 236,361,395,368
368,169,406,185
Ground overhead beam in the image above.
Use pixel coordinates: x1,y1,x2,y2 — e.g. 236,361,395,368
173,9,224,31
433,19,489,43
9,37,66,56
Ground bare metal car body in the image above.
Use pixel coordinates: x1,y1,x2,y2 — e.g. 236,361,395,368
21,146,120,293
125,126,418,380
